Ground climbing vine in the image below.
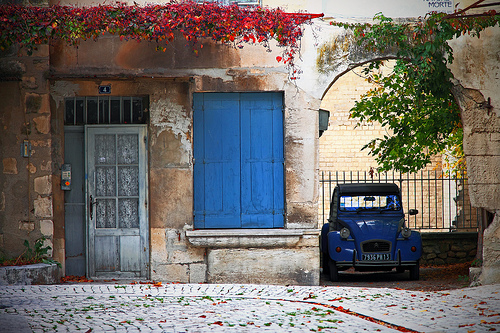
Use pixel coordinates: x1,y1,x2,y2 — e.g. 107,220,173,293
0,2,319,78
329,11,499,174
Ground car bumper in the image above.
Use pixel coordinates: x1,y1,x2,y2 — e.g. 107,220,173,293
335,260,419,268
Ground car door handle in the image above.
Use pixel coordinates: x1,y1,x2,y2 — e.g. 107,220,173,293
89,195,98,220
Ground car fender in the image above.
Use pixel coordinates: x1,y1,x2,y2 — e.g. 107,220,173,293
327,231,356,262
394,231,422,261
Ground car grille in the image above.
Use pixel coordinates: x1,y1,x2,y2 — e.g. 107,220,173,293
362,241,391,253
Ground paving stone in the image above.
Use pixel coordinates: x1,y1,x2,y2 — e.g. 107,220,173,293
0,283,499,332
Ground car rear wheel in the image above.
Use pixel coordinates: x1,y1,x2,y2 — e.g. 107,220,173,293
409,262,420,280
329,259,339,282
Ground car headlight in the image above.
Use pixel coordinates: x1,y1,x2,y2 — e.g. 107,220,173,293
401,227,412,238
340,227,350,239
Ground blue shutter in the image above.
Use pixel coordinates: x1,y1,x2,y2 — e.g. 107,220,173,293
193,92,284,229
194,93,241,228
240,93,284,227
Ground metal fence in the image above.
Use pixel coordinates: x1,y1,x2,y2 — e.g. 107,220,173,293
319,170,479,232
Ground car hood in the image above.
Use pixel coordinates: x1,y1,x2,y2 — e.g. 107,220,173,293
338,215,402,239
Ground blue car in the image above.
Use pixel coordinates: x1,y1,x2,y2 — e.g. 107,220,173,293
320,183,421,281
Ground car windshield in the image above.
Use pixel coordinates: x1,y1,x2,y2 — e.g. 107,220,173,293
339,194,401,212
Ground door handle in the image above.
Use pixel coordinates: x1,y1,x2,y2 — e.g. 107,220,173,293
89,195,98,220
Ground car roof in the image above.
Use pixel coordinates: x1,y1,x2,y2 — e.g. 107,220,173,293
336,183,400,195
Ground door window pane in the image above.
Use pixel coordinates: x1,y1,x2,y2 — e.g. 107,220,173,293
118,166,139,197
118,198,139,228
117,134,139,165
96,199,117,228
96,166,116,197
95,134,116,164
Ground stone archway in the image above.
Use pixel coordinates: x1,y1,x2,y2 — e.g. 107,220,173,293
296,20,500,285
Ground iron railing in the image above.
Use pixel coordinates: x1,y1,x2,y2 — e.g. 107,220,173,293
319,170,479,232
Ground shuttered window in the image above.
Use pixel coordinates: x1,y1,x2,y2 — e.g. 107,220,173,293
193,92,284,228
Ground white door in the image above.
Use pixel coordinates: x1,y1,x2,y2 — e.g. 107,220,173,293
86,125,148,279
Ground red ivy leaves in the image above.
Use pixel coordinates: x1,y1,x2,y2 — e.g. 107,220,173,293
0,1,316,74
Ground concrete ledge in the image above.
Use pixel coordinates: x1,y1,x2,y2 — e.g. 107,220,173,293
0,263,62,285
186,229,319,248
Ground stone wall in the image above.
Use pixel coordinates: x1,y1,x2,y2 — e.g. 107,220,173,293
420,233,477,266
1,1,324,284
0,43,62,267
448,18,500,285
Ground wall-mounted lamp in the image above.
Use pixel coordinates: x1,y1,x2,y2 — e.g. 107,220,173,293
318,109,330,137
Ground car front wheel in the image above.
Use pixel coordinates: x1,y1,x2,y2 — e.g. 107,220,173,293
409,262,420,280
329,259,339,282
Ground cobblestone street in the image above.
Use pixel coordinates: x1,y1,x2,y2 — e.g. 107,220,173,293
1,283,499,332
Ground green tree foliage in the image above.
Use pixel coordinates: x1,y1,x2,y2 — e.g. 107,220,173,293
331,12,499,174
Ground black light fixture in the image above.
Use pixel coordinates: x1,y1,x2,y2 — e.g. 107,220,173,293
318,109,330,137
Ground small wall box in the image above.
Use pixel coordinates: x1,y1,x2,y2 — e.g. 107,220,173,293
61,164,71,190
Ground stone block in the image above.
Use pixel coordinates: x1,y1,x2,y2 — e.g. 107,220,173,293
169,248,205,264
39,220,53,237
451,244,465,252
3,158,18,174
189,263,207,284
469,184,500,212
186,229,305,248
21,77,38,90
152,264,189,283
19,221,35,232
468,156,500,183
43,239,53,257
34,175,52,195
463,132,500,155
0,263,62,285
456,252,467,258
25,93,43,113
33,116,50,134
469,267,482,286
207,247,319,286
150,228,167,264
434,258,445,265
34,196,52,218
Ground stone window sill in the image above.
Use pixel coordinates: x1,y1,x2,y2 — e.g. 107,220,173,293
185,229,319,248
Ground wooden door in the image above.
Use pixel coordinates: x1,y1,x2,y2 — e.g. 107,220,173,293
86,125,148,278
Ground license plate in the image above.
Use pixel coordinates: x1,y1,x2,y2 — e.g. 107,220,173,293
362,253,390,261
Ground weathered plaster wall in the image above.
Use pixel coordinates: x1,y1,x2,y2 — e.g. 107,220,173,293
448,23,500,285
46,31,321,284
